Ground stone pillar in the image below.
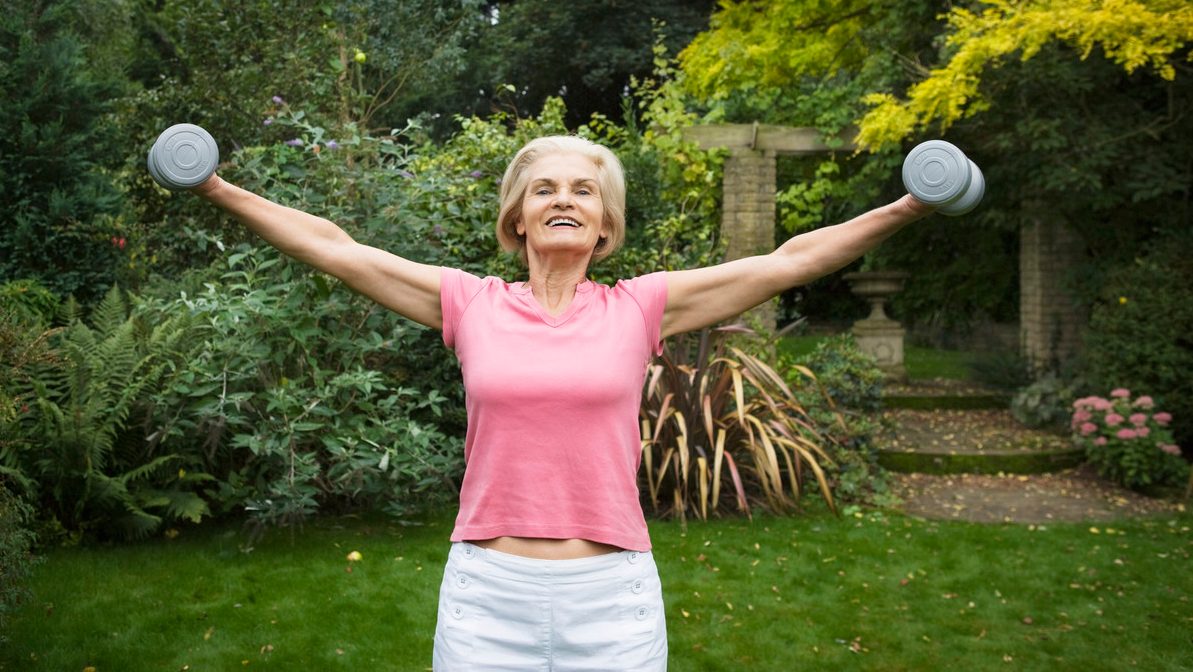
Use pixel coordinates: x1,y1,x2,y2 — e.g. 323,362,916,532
721,148,777,332
1020,215,1085,372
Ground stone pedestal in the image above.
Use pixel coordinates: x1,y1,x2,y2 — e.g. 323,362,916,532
844,271,910,378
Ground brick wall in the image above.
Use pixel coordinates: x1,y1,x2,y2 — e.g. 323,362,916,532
721,148,777,331
1020,216,1086,372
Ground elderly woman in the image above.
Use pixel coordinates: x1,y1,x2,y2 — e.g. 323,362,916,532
193,135,932,670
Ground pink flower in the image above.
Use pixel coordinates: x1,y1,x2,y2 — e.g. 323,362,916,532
1115,428,1137,440
1105,413,1124,426
1093,398,1114,411
1133,396,1154,409
1072,410,1092,423
1160,444,1181,456
1110,388,1131,398
1129,413,1148,427
1136,427,1150,438
1154,412,1172,426
1080,422,1098,436
1094,437,1108,446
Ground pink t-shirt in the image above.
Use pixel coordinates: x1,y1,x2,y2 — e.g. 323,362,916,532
440,267,668,551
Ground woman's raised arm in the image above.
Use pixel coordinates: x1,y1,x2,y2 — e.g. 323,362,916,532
194,174,443,329
660,194,934,339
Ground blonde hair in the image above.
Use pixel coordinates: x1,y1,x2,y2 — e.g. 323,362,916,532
495,136,626,265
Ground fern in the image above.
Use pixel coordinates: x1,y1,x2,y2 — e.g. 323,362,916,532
9,287,213,539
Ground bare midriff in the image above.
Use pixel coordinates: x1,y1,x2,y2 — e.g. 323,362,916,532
471,536,622,560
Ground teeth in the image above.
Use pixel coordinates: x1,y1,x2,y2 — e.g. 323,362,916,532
547,218,579,227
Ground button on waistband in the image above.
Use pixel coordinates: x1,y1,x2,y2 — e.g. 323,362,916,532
627,551,640,564
456,573,471,589
631,579,644,594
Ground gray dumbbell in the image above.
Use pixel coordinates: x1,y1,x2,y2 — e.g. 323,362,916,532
902,140,985,216
147,123,219,190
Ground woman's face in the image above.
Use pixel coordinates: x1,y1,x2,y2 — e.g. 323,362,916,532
516,151,608,262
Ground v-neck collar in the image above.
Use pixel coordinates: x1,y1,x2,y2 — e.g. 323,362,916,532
511,279,594,328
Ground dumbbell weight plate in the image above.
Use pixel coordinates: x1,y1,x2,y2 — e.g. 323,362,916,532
938,159,984,216
147,123,218,190
902,140,971,207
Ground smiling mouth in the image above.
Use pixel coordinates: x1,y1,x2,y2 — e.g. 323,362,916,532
546,217,580,228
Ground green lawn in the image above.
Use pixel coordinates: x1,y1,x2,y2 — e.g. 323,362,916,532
780,334,976,380
4,507,1191,671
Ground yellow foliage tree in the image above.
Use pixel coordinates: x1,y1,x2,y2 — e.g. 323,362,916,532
859,0,1193,149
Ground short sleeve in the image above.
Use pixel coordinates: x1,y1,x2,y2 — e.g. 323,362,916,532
440,267,485,350
617,271,669,356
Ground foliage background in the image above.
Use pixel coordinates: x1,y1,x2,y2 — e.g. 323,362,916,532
1,0,1190,541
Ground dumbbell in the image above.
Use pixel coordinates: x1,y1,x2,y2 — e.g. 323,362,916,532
146,123,219,190
902,140,984,216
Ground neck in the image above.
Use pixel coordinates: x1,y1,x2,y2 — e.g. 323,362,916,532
524,259,590,316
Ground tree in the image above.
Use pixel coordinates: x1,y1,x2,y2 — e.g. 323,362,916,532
0,1,127,305
402,0,717,136
858,0,1193,148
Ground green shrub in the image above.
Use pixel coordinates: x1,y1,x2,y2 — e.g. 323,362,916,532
1011,373,1082,431
0,280,61,323
1081,231,1193,452
789,334,890,504
137,246,464,530
968,348,1032,391
795,334,885,412
0,484,38,640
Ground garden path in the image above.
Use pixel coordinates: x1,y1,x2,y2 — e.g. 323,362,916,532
878,378,1188,524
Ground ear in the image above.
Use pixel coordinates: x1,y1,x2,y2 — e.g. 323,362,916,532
515,218,526,237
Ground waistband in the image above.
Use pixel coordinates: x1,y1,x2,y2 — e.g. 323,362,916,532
449,542,653,583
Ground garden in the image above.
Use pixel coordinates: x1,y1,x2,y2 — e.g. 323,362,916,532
2,1,1192,670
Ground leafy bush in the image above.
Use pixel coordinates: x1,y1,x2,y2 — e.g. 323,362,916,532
790,334,890,504
1071,390,1187,491
968,348,1032,391
137,246,464,530
1,284,61,468
639,326,837,521
1012,373,1081,431
1082,231,1193,452
795,334,884,412
0,279,61,323
0,484,38,640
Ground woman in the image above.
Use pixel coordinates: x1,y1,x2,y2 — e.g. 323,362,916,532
193,135,934,670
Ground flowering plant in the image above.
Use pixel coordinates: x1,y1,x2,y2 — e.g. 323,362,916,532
1071,388,1188,490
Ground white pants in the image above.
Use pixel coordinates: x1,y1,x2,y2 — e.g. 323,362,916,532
433,542,668,671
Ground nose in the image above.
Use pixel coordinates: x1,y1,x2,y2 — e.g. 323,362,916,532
551,189,574,208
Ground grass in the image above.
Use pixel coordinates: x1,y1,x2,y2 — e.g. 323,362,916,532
779,334,975,380
4,507,1192,671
